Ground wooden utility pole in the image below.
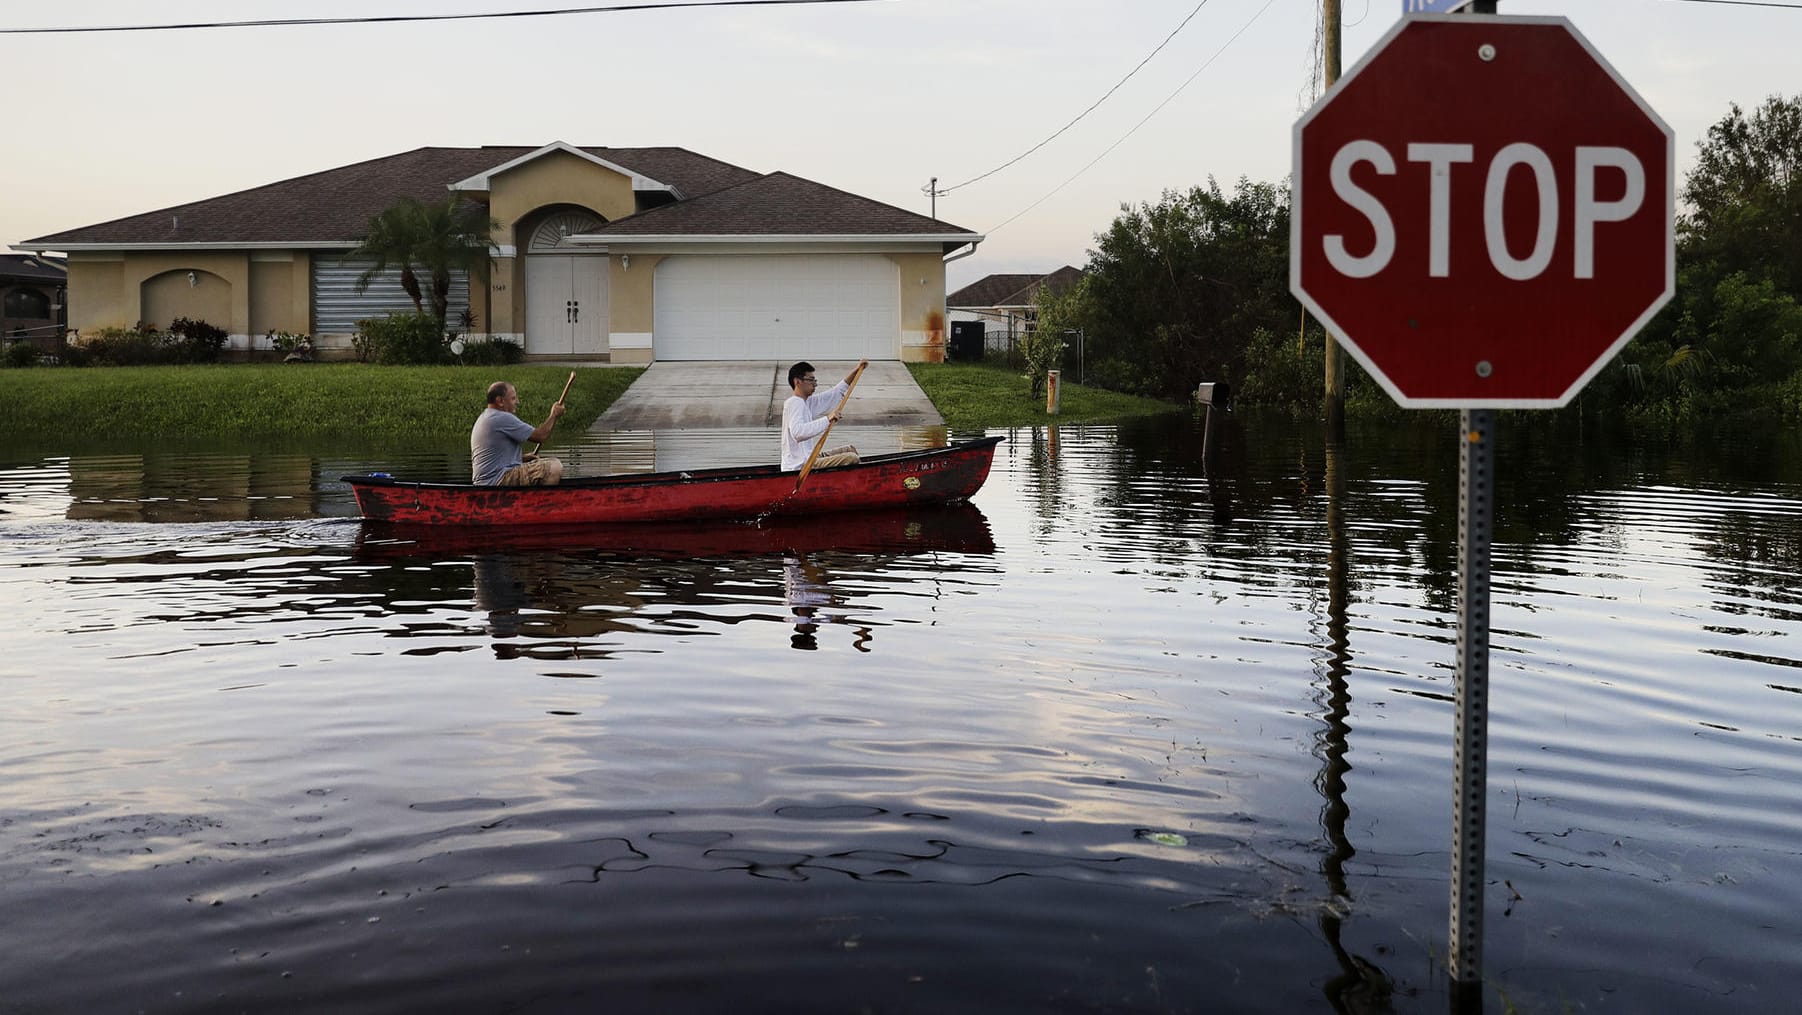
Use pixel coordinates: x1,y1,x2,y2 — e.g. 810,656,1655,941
1321,0,1345,433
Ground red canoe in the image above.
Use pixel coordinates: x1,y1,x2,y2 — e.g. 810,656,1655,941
341,436,1003,526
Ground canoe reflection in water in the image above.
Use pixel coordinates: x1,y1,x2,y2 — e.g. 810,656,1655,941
355,504,998,657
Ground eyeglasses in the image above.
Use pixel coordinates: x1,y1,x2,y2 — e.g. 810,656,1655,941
801,376,817,384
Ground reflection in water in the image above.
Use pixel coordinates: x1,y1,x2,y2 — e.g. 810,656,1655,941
364,505,998,660
784,551,872,652
472,552,532,642
65,451,324,521
1314,436,1396,1012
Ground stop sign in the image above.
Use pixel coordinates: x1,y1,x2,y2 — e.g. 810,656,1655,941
1291,15,1674,408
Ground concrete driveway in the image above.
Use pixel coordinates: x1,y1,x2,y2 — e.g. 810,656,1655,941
590,360,943,431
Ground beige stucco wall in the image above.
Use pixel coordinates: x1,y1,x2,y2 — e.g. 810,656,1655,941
67,256,124,336
69,251,318,351
142,268,233,331
609,253,661,333
69,252,250,337
604,253,661,364
889,251,949,363
249,256,301,338
487,151,635,239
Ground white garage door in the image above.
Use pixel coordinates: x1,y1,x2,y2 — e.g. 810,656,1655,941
654,254,899,360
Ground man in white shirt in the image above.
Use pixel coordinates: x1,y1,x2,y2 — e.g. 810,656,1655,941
781,359,867,471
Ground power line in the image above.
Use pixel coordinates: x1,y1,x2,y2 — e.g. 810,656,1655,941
0,0,883,35
986,0,1278,237
938,0,1218,196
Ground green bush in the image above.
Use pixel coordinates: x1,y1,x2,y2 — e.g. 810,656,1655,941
2,341,40,368
80,325,167,366
1019,326,1064,399
354,312,450,365
167,317,229,363
1233,325,1323,413
457,337,524,366
265,330,311,355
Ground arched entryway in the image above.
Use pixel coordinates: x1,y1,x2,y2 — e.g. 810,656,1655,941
524,212,608,356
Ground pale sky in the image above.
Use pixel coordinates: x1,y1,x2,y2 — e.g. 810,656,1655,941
3,0,1795,290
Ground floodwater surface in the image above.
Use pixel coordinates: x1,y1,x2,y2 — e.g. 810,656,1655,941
1,414,1799,1013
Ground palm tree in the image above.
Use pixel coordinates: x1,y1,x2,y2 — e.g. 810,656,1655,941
349,195,496,335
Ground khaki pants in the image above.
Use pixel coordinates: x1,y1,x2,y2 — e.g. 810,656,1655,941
811,445,859,469
498,456,563,486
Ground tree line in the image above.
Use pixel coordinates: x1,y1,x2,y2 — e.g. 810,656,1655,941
1032,95,1802,425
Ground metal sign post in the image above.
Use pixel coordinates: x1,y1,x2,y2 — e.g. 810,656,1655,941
1451,410,1493,994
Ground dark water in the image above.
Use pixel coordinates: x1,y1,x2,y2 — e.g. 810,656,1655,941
1,414,1799,1013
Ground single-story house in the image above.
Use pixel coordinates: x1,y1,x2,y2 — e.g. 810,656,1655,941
946,265,1084,352
14,142,982,363
0,253,68,354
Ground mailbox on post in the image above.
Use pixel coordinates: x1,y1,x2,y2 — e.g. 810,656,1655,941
1194,381,1231,462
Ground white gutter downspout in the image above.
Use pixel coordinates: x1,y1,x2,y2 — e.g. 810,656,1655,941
942,240,981,265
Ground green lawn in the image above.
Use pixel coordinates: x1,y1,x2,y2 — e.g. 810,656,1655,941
6,359,1175,442
9,364,642,441
907,361,1179,429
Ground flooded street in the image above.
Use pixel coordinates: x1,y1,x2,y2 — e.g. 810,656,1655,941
2,414,1799,1012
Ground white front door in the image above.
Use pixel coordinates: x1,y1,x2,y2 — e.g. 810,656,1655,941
526,255,608,355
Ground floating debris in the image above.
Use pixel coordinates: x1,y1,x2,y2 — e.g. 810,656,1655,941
1137,830,1188,847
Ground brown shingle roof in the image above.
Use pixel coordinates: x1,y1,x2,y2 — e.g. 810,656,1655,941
590,171,976,238
997,264,1085,306
948,273,1041,308
22,146,762,247
949,266,1083,309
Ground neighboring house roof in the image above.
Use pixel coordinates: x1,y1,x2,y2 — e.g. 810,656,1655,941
580,171,975,241
947,273,1041,309
0,253,66,282
19,145,764,249
948,265,1084,309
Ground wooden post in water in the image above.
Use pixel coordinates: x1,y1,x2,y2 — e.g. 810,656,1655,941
1045,369,1061,415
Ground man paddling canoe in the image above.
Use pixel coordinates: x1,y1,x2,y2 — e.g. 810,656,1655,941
472,379,567,486
782,359,867,471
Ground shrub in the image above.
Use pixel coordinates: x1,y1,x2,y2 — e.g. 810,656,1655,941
1019,325,1064,399
81,325,166,366
167,317,230,363
354,312,450,365
2,341,40,368
457,337,524,366
265,330,310,355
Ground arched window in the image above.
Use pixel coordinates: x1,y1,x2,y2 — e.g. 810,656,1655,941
4,287,50,319
529,212,605,252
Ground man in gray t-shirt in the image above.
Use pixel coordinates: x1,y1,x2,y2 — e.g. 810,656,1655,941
471,380,567,486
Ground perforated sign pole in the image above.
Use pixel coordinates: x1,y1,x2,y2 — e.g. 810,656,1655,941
1451,409,1493,996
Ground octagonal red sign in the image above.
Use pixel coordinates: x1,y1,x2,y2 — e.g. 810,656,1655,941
1291,15,1674,408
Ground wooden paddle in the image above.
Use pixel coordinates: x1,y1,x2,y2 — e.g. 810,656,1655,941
530,370,578,457
793,362,866,492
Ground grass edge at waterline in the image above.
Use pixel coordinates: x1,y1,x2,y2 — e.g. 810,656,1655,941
7,364,644,441
906,361,1179,429
9,360,1180,441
